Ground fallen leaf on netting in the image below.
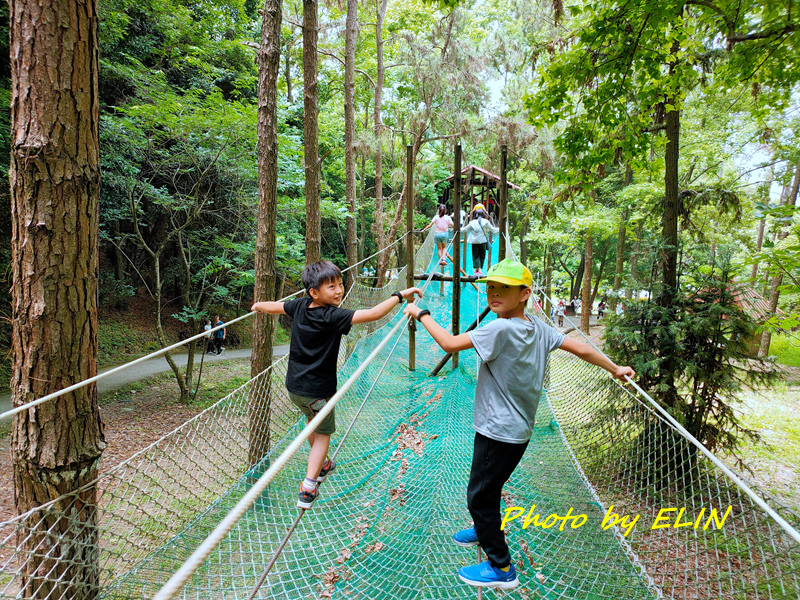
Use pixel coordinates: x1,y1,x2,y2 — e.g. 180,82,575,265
323,571,341,586
536,573,546,584
428,434,439,440
364,541,385,553
362,501,375,507
335,548,352,564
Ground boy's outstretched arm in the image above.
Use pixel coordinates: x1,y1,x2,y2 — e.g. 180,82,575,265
558,338,635,381
403,304,474,353
251,301,286,315
352,287,423,324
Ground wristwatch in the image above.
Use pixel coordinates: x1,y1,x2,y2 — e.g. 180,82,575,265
392,291,404,303
416,309,431,321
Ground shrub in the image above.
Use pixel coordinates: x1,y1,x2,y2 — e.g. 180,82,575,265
603,267,779,470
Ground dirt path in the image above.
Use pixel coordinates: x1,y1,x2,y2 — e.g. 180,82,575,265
0,346,289,415
0,346,288,524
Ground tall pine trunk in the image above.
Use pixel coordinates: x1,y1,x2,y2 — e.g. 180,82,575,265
759,155,800,356
250,0,282,468
611,164,632,310
373,0,388,263
344,0,359,288
581,234,593,333
303,0,321,262
9,0,105,595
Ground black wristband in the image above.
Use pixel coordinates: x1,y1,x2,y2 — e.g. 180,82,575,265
392,291,404,303
416,309,431,321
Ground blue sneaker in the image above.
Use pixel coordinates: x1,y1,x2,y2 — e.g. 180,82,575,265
458,561,519,589
317,459,336,483
453,527,479,547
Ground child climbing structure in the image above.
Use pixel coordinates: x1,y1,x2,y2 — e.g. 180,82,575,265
0,146,797,599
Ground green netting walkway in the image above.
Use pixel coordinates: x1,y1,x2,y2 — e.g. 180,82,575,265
2,232,798,600
101,272,655,599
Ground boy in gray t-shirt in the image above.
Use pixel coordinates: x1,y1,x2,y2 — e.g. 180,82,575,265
404,259,635,590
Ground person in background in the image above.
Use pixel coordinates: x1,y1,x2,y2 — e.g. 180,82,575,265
461,206,498,276
555,300,566,327
213,315,226,355
421,204,454,265
597,301,606,319
204,319,215,354
616,302,625,317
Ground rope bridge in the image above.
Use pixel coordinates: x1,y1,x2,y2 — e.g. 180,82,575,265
0,232,798,600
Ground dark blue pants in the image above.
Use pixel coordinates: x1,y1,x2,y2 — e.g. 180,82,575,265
467,432,529,568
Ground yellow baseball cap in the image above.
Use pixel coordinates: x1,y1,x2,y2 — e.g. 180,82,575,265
473,203,486,211
476,259,533,287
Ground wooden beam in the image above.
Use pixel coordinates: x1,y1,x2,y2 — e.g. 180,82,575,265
452,144,462,368
430,305,492,375
499,145,508,260
406,145,415,371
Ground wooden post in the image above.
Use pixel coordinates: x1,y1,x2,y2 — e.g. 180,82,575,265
406,145,415,371
452,144,462,368
499,145,508,260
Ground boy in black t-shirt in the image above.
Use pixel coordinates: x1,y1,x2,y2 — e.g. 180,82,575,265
252,260,422,509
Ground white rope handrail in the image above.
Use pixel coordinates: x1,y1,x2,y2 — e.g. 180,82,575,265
0,232,411,422
509,231,800,545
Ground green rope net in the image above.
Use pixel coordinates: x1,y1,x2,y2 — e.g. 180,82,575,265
0,232,798,600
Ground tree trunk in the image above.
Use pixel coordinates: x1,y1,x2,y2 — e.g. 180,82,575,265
611,164,632,310
153,254,189,402
303,0,321,263
750,165,772,288
373,0,388,269
591,241,609,305
285,35,293,102
113,222,125,280
627,221,644,300
9,0,105,595
519,217,528,265
344,0,359,289
750,218,766,286
376,136,423,285
544,248,553,317
358,105,368,263
660,100,680,306
759,155,800,357
572,253,585,301
250,0,282,468
581,235,593,333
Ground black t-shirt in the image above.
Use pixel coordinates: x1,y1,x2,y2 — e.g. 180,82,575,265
283,296,355,397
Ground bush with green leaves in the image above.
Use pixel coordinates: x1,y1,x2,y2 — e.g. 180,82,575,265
603,267,778,474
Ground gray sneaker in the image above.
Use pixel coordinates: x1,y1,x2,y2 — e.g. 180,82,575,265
317,459,337,483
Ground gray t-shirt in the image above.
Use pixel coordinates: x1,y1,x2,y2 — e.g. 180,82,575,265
468,315,565,443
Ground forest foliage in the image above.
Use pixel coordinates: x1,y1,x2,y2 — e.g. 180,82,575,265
2,0,799,445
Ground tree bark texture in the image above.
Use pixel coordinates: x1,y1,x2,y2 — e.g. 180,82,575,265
627,221,644,300
660,101,680,306
344,0,359,289
376,136,423,286
250,0,281,467
610,206,627,312
285,36,293,102
581,235,593,333
9,0,105,596
373,0,388,262
611,164,632,310
544,249,553,317
303,0,321,263
759,155,800,356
